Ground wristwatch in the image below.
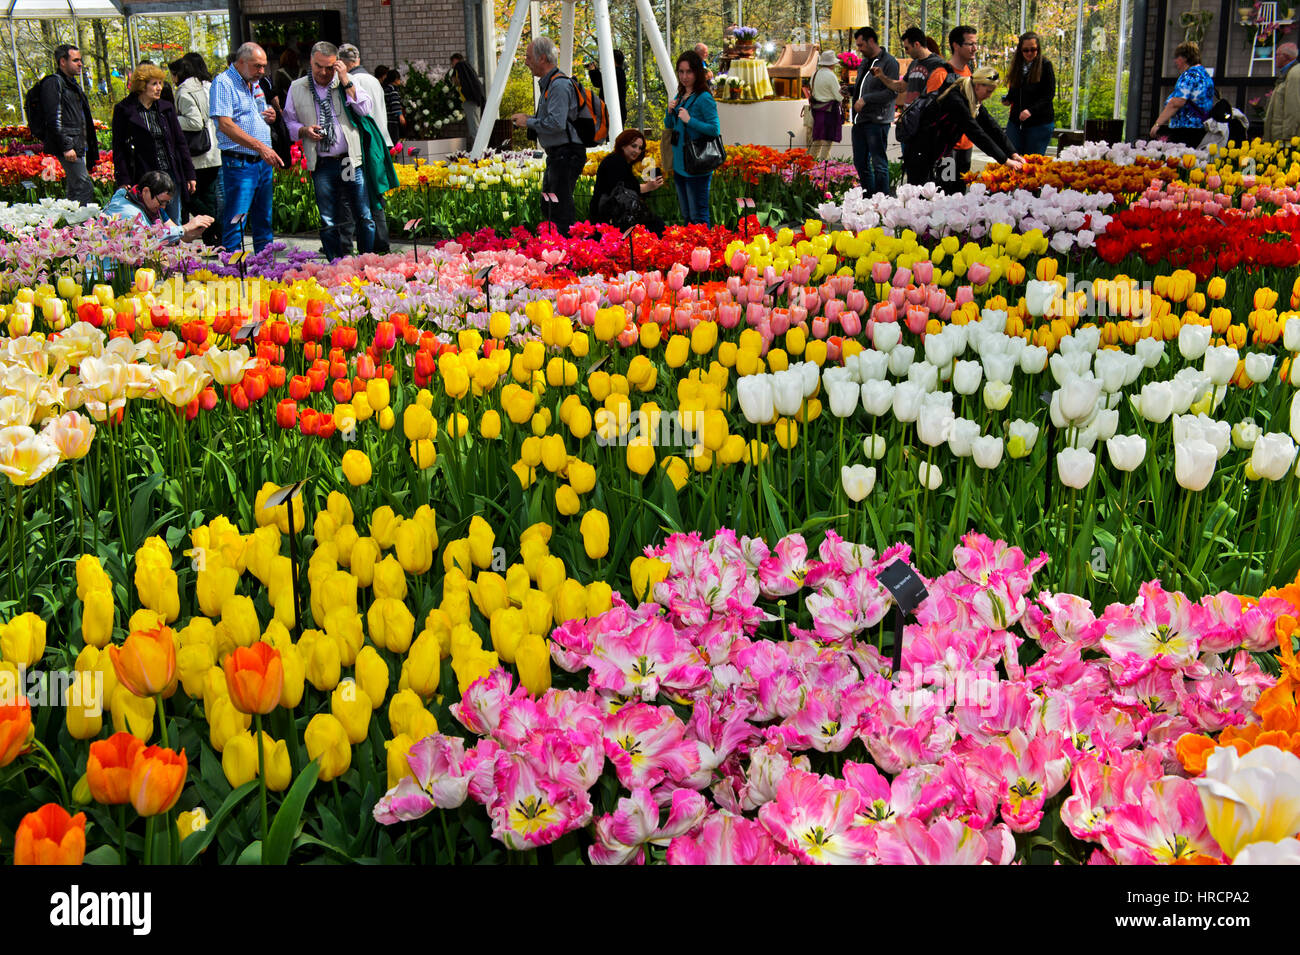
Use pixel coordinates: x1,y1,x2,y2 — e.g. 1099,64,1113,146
342,82,354,90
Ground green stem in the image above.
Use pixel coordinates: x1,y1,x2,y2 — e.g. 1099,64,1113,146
155,694,169,749
255,712,269,843
144,815,156,866
118,804,128,865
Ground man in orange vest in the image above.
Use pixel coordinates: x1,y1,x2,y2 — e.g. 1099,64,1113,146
926,25,977,189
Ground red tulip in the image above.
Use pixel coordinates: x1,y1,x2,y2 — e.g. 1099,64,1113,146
289,374,311,401
199,386,218,411
276,398,297,429
268,289,288,314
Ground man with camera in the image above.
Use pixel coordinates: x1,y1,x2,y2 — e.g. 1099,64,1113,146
510,37,585,237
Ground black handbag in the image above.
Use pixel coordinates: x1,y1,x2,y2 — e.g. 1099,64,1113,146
185,124,211,157
683,132,726,175
599,183,646,228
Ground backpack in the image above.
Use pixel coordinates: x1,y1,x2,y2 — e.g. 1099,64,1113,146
25,76,53,141
895,71,956,145
547,73,609,146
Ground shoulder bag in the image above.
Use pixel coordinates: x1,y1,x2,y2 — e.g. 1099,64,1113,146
681,94,726,175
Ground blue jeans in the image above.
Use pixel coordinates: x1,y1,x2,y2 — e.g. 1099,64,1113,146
219,152,274,253
853,121,891,197
1006,120,1054,156
311,155,375,260
674,172,712,226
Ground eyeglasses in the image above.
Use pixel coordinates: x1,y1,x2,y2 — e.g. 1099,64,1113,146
1021,46,1039,52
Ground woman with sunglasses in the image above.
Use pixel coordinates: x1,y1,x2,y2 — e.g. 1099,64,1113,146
1002,31,1056,156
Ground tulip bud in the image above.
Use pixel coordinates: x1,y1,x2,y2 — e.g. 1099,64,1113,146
305,713,352,782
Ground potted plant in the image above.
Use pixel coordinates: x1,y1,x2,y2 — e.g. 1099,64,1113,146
732,25,759,58
837,50,862,84
728,76,744,100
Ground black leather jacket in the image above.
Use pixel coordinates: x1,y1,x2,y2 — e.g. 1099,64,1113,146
40,72,99,166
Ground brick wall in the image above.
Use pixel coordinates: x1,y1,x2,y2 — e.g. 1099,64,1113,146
241,0,467,69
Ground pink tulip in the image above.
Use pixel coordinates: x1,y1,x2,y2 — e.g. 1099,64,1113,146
906,304,929,334
726,275,742,298
717,302,742,328
830,274,854,297
791,264,812,285
770,309,791,336
764,266,780,286
818,283,835,302
892,266,913,288
926,288,948,313
617,325,639,347
811,316,830,339
1242,194,1257,212
736,285,750,305
579,301,598,326
557,290,580,316
801,288,822,313
748,280,766,302
789,305,808,327
729,250,749,272
606,284,626,305
890,287,909,310
746,301,768,326
743,266,759,283
690,247,712,272
757,324,775,354
940,302,955,321
628,283,646,305
646,276,664,300
581,285,601,303
826,337,843,362
840,309,862,337
871,301,897,324
667,270,685,292
968,262,991,286
653,304,672,325
871,260,892,284
823,299,844,324
912,260,934,284
846,288,866,314
674,308,694,331
954,285,974,306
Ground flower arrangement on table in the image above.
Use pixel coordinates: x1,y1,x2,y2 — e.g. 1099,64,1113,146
837,51,862,69
731,25,759,41
399,60,467,139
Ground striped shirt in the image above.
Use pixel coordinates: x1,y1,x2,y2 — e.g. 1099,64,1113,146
209,64,271,155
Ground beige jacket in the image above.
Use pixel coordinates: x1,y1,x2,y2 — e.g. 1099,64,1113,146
175,78,221,169
1265,63,1300,143
288,76,364,172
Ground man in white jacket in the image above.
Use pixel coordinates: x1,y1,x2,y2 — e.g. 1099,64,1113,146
337,43,391,253
283,41,376,259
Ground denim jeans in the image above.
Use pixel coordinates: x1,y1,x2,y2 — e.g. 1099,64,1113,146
852,122,891,197
674,172,712,226
219,152,274,253
311,156,375,261
1006,120,1054,156
542,143,587,236
60,155,95,206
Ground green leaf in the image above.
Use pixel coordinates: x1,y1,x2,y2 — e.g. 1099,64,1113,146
182,780,258,864
83,845,122,865
263,760,321,865
236,840,263,864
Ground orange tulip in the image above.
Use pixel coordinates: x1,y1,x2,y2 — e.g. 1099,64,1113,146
87,732,145,805
129,745,188,816
14,803,87,865
108,624,176,698
221,642,284,715
0,696,32,767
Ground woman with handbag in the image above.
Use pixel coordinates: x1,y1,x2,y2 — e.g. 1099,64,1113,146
805,51,844,161
589,128,667,234
112,63,195,228
172,52,222,243
664,50,723,226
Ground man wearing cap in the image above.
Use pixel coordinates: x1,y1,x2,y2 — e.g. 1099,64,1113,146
851,27,899,197
1265,43,1300,142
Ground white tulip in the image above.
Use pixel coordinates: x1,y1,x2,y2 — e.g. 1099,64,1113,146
1025,279,1058,317
772,369,804,417
841,464,877,502
1175,437,1218,491
1056,447,1096,489
861,379,895,417
1232,418,1262,450
979,308,1007,333
1131,381,1175,424
888,344,916,377
1177,323,1212,361
1135,337,1165,369
826,378,860,418
1235,840,1300,865
916,392,955,447
892,381,924,423
872,321,902,352
1252,433,1297,481
1285,316,1300,352
923,334,953,368
737,374,775,424
982,351,1016,384
1244,352,1276,384
1193,746,1300,859
917,460,943,490
1093,351,1128,393
907,361,939,393
1007,418,1040,458
1020,344,1049,374
1203,345,1239,387
948,417,980,457
971,434,1004,469
862,434,888,459
1106,434,1146,471
1092,408,1119,442
1291,391,1300,444
795,361,820,397
857,349,890,381
952,359,982,395
1049,351,1090,385
1058,374,1102,426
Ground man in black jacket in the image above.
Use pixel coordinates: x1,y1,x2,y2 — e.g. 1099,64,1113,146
40,45,99,206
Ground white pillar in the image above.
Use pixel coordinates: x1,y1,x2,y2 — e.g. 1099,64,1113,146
1019,0,1027,34
8,17,24,124
1113,0,1128,118
1070,0,1084,130
634,0,678,97
560,0,576,73
593,0,622,138
483,0,499,77
472,0,532,157
530,1,542,108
